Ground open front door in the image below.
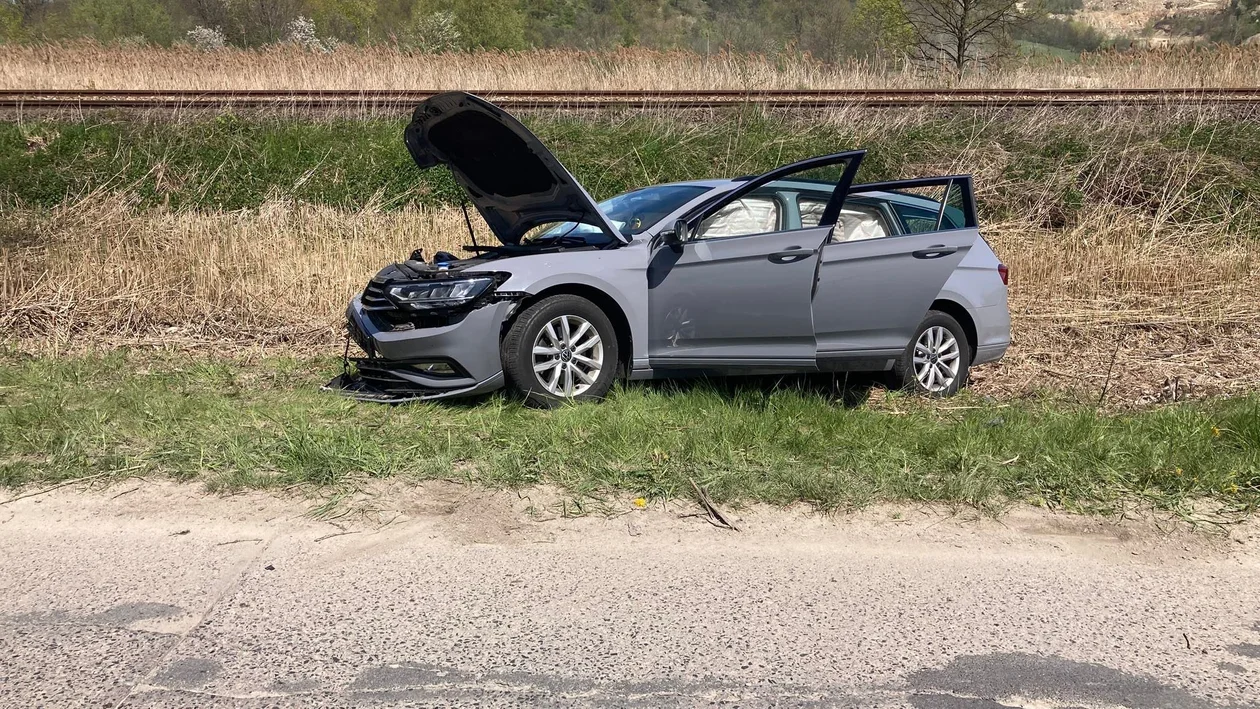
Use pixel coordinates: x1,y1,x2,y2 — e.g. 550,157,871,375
647,152,864,370
811,176,981,366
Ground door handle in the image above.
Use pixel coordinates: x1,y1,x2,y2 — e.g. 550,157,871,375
911,245,958,259
768,246,814,264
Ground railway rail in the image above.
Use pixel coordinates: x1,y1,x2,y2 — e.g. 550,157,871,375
3,88,1260,109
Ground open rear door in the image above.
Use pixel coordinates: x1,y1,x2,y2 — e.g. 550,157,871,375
810,176,980,366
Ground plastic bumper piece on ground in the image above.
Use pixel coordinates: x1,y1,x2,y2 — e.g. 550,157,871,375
322,369,506,403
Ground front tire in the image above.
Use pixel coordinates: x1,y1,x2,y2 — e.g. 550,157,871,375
894,310,971,397
501,294,619,407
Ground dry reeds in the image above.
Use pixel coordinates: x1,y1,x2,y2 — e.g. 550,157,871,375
1,200,457,346
4,43,1260,91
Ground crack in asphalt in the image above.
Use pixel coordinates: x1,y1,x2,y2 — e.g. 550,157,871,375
112,534,279,709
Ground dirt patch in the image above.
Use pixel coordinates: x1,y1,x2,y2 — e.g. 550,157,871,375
8,479,1249,565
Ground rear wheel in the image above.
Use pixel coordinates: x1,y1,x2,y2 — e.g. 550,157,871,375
894,310,971,397
501,294,619,407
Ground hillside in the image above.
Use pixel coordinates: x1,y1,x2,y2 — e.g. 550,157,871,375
1079,0,1220,36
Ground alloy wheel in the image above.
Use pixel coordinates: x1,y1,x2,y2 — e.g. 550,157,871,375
531,314,604,397
913,325,961,393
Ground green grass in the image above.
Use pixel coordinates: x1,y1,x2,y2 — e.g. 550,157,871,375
1,353,1256,515
3,110,1259,234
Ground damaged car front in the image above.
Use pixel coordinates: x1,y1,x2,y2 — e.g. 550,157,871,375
333,261,516,402
327,91,643,403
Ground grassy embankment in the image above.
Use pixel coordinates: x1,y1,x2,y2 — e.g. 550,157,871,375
2,105,1259,511
1,354,1257,514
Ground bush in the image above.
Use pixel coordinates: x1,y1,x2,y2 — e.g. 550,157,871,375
67,0,176,46
0,2,24,45
401,11,463,52
285,15,330,52
185,26,227,51
1158,0,1260,43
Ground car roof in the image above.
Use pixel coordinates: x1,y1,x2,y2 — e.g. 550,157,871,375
652,179,946,212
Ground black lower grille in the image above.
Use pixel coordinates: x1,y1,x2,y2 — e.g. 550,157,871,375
356,361,435,396
352,358,471,396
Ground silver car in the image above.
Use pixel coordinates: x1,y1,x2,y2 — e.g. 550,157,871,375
328,92,1010,406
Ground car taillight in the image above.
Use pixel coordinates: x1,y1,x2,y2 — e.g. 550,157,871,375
997,263,1009,286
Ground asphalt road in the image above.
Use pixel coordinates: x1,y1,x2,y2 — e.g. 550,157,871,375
1,482,1258,708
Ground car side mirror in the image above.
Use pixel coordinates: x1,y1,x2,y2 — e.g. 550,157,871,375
662,219,689,248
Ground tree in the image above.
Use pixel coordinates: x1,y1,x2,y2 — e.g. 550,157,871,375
902,0,1036,77
227,0,306,44
400,9,462,51
0,1,25,42
68,0,178,43
450,0,526,49
12,0,53,27
853,0,915,58
308,0,375,42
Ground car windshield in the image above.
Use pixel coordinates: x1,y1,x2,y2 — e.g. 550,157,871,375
529,184,710,244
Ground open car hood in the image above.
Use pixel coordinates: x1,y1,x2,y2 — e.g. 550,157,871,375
404,92,627,245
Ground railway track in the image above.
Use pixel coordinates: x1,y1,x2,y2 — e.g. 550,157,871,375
3,88,1260,109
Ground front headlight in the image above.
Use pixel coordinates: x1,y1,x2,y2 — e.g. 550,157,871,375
387,276,495,310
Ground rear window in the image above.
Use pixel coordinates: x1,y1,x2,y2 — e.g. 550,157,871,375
891,202,961,233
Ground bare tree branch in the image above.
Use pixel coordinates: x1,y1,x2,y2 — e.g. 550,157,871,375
904,0,1031,77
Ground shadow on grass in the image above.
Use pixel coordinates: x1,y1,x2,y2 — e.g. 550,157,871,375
416,371,884,410
635,371,882,409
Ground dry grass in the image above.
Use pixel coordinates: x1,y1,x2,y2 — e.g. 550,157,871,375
3,196,1257,407
5,43,1260,91
1,200,454,347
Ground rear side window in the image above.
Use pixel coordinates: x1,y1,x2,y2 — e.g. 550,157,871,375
798,197,827,228
833,207,893,242
881,182,968,234
892,203,955,233
800,197,892,242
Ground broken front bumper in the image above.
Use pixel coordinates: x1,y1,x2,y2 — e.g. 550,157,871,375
323,297,515,403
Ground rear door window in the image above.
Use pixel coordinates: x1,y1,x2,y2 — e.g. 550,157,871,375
845,178,977,236
799,196,894,242
681,152,864,242
886,182,967,234
892,202,952,233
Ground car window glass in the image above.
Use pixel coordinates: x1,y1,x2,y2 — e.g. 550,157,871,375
597,184,710,236
834,207,891,242
692,161,854,240
942,182,967,227
798,196,828,228
864,183,965,234
798,197,891,242
527,184,710,243
695,196,780,239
